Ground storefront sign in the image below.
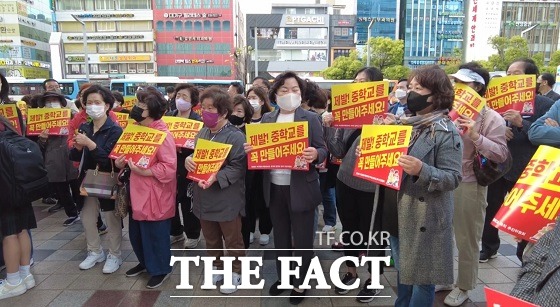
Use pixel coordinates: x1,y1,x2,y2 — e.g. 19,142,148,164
163,12,222,19
0,25,17,35
275,39,327,48
0,59,50,69
174,59,214,64
286,15,326,25
66,56,88,62
67,34,144,40
21,39,36,46
469,0,478,49
76,13,134,18
357,17,396,23
174,36,213,42
337,20,351,26
99,55,151,62
18,16,36,27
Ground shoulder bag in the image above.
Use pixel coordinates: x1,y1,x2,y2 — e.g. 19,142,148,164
113,166,131,218
80,160,118,199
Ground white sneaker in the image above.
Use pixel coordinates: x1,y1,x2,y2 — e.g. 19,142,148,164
79,250,106,270
322,225,336,233
220,272,241,294
249,232,254,244
435,284,454,292
170,234,185,244
0,279,27,300
22,274,35,290
444,287,469,306
184,237,201,249
102,254,122,274
212,266,224,285
259,234,270,246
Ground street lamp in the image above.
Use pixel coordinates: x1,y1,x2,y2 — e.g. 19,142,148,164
366,20,375,67
521,24,538,38
71,14,89,81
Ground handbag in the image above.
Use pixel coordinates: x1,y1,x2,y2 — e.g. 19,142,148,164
472,108,513,186
80,161,118,199
113,167,131,218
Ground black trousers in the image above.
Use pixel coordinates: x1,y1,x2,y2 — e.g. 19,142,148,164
69,178,83,212
170,191,201,239
482,177,516,254
51,181,78,218
269,184,315,288
335,179,384,274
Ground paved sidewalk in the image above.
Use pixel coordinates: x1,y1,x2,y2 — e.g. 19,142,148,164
1,202,522,307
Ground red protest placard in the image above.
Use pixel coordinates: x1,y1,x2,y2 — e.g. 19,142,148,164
484,287,538,307
331,81,389,128
353,125,412,190
245,122,309,170
187,139,232,182
162,116,203,149
108,124,167,169
115,113,130,130
0,104,22,135
485,74,536,115
26,108,71,135
491,145,560,242
449,83,486,122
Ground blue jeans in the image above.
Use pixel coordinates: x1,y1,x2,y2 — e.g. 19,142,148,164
321,187,337,226
129,217,172,276
390,236,435,307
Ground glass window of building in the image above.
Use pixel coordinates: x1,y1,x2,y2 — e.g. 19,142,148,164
212,0,220,8
194,21,202,31
69,64,81,74
119,63,127,73
146,43,154,52
286,8,296,14
137,43,146,52
99,64,109,73
98,43,117,53
59,22,95,32
156,21,164,32
127,42,136,52
185,0,193,8
174,0,182,8
90,64,99,74
203,0,211,8
147,63,154,73
155,0,164,9
222,0,230,8
118,21,152,31
165,0,172,8
213,21,221,31
185,21,193,31
128,64,137,73
305,8,316,14
137,64,146,73
176,21,183,31
118,43,127,52
204,21,211,31
119,0,151,9
223,21,231,32
85,1,94,10
95,0,114,9
58,0,83,10
110,64,118,73
97,21,116,32
166,21,173,31
194,0,202,9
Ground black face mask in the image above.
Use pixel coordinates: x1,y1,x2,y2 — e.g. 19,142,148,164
228,114,245,126
130,105,147,122
406,91,432,114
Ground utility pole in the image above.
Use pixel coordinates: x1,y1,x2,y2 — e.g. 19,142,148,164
366,20,374,67
71,14,89,81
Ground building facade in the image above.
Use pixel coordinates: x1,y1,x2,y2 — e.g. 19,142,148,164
246,4,331,80
0,0,52,78
329,14,356,63
356,0,399,45
401,0,464,68
465,0,502,62
50,0,155,81
153,0,235,79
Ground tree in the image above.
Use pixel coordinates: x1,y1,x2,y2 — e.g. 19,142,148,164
549,50,560,68
321,50,363,80
365,37,404,70
487,36,529,71
382,65,411,80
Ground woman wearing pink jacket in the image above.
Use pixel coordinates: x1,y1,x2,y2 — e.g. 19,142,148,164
115,87,177,289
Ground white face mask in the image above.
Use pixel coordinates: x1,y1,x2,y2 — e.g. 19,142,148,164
86,105,106,119
276,93,301,112
249,99,261,111
45,102,61,109
395,89,407,100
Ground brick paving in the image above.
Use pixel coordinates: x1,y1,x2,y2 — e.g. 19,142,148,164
0,201,521,307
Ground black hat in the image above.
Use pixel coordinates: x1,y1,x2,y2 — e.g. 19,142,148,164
39,91,67,108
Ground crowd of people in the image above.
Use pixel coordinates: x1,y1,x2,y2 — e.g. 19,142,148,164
0,58,559,306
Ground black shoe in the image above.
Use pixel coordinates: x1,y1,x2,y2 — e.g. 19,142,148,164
146,273,170,289
356,279,380,303
63,216,80,226
43,197,57,205
48,203,63,213
289,289,307,305
335,272,358,295
269,280,288,296
126,264,147,277
479,250,498,263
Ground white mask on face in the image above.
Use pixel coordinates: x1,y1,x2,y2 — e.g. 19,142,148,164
46,102,61,109
249,99,261,111
395,89,407,100
276,93,301,112
86,105,106,119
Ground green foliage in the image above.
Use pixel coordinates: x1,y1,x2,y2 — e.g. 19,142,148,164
382,65,411,80
549,50,560,68
365,37,404,70
321,50,363,80
487,36,529,71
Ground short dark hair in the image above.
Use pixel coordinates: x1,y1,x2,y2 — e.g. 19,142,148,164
353,67,384,82
38,92,67,108
174,83,200,107
165,86,175,94
82,84,115,114
541,73,556,87
230,82,244,94
112,91,124,105
304,79,328,109
233,95,254,124
30,94,41,108
458,62,491,96
269,71,306,104
252,76,271,90
408,65,454,111
0,73,8,103
246,86,272,115
136,86,168,120
509,58,539,76
42,78,58,90
200,86,233,117
398,78,408,84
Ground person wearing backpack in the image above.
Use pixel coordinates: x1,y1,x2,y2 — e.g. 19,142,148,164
37,92,80,226
0,115,40,300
